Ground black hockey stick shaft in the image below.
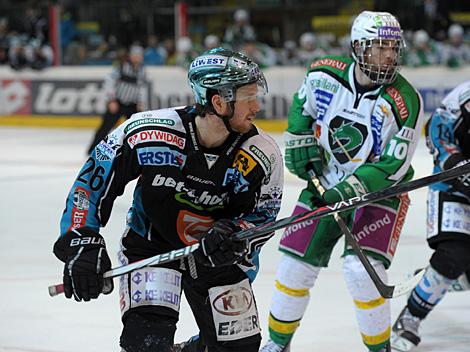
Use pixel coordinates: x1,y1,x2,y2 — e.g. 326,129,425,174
235,161,470,241
48,162,470,297
308,169,421,299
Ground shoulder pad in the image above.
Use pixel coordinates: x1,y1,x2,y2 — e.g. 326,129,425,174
384,75,421,122
123,109,185,135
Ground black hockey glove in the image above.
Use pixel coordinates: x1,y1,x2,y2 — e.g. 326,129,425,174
53,227,113,302
447,160,470,198
194,219,248,267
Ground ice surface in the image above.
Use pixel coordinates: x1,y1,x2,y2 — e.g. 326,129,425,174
0,127,468,351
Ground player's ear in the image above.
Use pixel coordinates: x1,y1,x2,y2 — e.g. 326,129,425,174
211,94,228,115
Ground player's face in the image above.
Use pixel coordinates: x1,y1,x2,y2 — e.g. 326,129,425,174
364,39,399,72
229,83,261,133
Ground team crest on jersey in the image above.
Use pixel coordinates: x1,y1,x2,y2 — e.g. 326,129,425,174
176,210,214,245
328,116,368,164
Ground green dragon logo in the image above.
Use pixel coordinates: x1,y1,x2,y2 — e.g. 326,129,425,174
328,116,368,164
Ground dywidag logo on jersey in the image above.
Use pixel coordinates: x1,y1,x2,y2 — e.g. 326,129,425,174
328,116,368,164
127,130,186,149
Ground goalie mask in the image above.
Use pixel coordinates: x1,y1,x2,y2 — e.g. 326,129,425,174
351,11,405,85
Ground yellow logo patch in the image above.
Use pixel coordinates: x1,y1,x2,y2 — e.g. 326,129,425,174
233,149,257,176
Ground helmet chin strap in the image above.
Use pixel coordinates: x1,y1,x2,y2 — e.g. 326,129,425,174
221,101,237,133
211,101,237,133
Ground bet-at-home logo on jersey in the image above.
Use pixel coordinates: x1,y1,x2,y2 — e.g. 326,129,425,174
328,116,368,164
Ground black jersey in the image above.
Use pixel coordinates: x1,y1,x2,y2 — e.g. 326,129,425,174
59,106,284,280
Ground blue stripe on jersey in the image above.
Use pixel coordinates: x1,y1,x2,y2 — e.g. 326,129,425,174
60,145,119,235
314,89,333,121
240,250,260,283
371,113,384,157
427,110,458,192
127,185,149,238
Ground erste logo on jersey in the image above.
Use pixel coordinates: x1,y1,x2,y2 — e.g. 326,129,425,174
328,116,368,164
386,87,409,120
127,130,185,149
137,146,186,167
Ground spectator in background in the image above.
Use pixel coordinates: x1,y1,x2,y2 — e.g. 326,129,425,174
442,24,470,68
278,40,300,66
416,0,450,41
63,41,88,65
163,38,177,65
175,36,199,68
8,36,28,70
60,7,77,59
86,45,146,155
406,29,442,67
224,9,256,50
203,34,220,50
0,18,11,66
337,34,352,57
26,38,53,70
23,6,48,43
144,34,166,65
85,34,112,65
298,32,326,68
0,18,9,47
240,40,277,68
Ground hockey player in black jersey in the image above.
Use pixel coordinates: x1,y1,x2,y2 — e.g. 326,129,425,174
53,47,284,352
391,81,470,351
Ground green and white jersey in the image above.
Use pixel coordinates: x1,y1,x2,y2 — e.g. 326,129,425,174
288,56,424,192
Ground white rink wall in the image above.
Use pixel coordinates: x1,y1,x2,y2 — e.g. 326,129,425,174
1,65,470,118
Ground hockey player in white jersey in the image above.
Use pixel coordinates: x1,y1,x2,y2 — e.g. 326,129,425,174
260,11,424,352
391,81,470,351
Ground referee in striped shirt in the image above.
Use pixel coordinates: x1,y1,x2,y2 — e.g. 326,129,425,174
87,45,147,154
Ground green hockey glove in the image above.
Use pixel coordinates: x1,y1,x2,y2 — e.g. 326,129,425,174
322,176,368,218
284,131,323,180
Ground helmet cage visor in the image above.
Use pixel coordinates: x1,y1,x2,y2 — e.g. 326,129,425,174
219,78,268,103
353,38,405,84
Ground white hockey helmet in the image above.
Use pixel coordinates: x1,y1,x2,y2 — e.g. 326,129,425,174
350,11,405,84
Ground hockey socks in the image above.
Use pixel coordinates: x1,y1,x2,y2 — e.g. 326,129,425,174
343,255,391,352
268,314,300,347
407,265,453,319
267,255,320,347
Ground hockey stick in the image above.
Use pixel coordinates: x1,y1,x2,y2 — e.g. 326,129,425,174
48,162,470,297
308,169,424,298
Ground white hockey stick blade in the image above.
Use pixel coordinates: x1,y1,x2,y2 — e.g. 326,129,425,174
390,268,425,298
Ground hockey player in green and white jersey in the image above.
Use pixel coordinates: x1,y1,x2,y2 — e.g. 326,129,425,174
261,11,424,352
